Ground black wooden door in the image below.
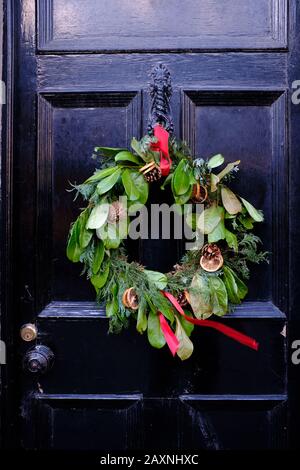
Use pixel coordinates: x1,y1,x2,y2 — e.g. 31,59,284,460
4,0,300,452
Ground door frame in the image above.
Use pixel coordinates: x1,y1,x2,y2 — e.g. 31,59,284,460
0,0,17,449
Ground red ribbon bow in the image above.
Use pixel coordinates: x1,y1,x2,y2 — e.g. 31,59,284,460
151,124,172,176
159,291,259,357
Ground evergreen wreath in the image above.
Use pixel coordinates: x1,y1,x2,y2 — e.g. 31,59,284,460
66,125,268,360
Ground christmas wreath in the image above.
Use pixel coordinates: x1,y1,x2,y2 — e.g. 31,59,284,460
67,124,268,360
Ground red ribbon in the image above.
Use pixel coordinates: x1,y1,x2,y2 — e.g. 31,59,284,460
151,124,172,176
160,291,259,355
159,313,180,356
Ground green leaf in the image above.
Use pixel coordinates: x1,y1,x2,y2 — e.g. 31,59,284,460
78,210,93,249
231,268,248,299
239,215,254,230
179,310,194,337
175,316,194,361
66,219,82,262
210,174,220,192
222,266,240,304
144,270,167,289
137,298,148,334
221,186,242,215
94,146,127,157
122,169,149,204
98,217,128,249
189,273,213,319
92,240,105,274
83,167,117,184
207,154,224,169
97,168,122,195
208,218,226,243
225,229,238,252
86,201,109,229
160,173,173,190
147,309,166,349
174,185,193,205
106,286,119,318
90,264,110,291
115,151,142,165
240,197,264,222
131,138,150,162
208,276,228,316
197,205,223,234
172,159,191,195
217,160,240,181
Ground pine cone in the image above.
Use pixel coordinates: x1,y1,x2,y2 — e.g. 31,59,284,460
108,201,126,223
200,244,224,272
177,291,190,307
144,166,162,183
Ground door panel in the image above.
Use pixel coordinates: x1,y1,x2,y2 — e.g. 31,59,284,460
37,0,287,51
9,0,294,452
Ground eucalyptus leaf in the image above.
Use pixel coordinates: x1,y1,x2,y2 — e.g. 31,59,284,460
86,201,109,229
207,154,224,169
175,317,194,361
144,270,167,289
240,197,264,222
221,186,242,215
97,168,122,195
115,151,142,165
147,309,166,349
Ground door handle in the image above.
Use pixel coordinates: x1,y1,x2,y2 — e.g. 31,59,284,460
23,345,54,374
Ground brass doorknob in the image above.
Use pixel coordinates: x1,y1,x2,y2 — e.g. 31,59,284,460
23,345,54,374
20,323,37,342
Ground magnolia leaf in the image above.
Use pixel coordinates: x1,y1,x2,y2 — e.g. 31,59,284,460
83,166,117,185
172,159,191,196
230,268,248,299
97,168,122,195
207,154,224,169
78,210,93,248
208,219,226,243
66,219,82,262
115,151,142,165
221,186,242,215
144,270,167,289
175,317,194,361
122,169,149,203
217,160,240,181
86,201,109,229
210,173,220,192
225,229,238,252
208,276,228,316
197,205,223,234
179,310,194,337
240,197,264,222
137,299,148,334
131,138,150,162
147,310,166,349
92,240,105,274
222,266,240,304
189,273,213,319
174,185,193,205
94,146,126,157
91,264,110,291
106,291,119,318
